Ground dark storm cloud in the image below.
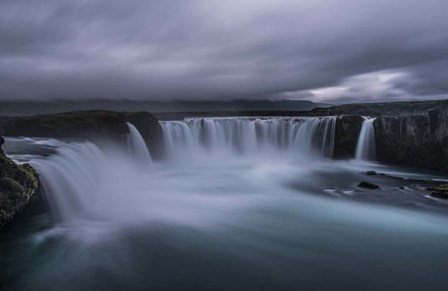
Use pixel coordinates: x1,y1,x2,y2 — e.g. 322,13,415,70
0,0,448,102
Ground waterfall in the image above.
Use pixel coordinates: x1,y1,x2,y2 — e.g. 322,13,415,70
30,141,105,222
22,116,337,223
126,122,152,163
355,118,376,161
161,117,336,158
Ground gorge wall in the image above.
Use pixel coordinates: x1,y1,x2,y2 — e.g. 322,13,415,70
0,110,165,160
333,115,364,159
318,99,448,173
374,107,448,173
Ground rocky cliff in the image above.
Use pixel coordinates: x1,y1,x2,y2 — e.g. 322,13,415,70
0,137,39,228
374,106,448,173
334,115,364,159
319,99,448,172
0,110,165,159
124,112,165,159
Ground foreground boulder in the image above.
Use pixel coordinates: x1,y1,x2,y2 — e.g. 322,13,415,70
0,137,39,228
0,110,165,159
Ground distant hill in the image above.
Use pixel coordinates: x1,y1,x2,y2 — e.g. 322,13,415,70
0,99,323,116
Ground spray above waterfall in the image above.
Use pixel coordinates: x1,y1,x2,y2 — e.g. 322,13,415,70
161,117,337,159
355,117,376,161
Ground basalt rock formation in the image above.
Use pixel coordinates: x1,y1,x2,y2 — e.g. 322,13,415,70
334,115,364,159
374,106,448,173
124,112,165,159
0,110,165,159
322,99,448,173
0,137,39,228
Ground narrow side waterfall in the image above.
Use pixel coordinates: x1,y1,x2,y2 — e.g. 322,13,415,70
126,122,152,163
355,118,376,161
30,141,105,222
161,117,336,158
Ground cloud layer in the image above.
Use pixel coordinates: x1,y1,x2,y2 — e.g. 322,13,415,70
1,0,447,102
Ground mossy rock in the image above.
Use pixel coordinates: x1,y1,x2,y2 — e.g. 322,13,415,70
0,146,39,229
427,184,448,199
0,177,25,194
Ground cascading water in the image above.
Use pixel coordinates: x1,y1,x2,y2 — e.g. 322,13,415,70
3,119,448,291
161,116,337,158
126,122,152,163
355,118,376,161
30,141,105,222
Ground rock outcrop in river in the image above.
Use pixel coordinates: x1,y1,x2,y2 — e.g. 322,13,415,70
0,137,39,228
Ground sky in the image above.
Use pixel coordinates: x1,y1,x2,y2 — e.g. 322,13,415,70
1,0,448,103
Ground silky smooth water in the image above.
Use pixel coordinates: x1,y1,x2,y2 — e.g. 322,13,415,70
1,117,448,291
356,118,376,161
126,122,152,163
161,117,337,158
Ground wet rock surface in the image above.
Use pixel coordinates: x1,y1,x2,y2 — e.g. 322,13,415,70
0,139,39,229
427,184,448,199
317,171,448,214
333,115,364,159
0,110,165,159
374,106,448,173
311,99,448,173
358,181,380,189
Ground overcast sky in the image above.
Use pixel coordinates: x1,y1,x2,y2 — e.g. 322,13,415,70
1,0,447,103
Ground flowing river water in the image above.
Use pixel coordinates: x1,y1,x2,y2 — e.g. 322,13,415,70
1,117,448,291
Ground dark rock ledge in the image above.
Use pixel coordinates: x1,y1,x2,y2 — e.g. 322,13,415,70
0,137,39,229
0,110,166,228
0,110,165,159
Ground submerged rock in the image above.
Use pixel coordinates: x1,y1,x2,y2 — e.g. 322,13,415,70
427,184,448,200
0,138,39,228
358,181,380,190
366,171,377,176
